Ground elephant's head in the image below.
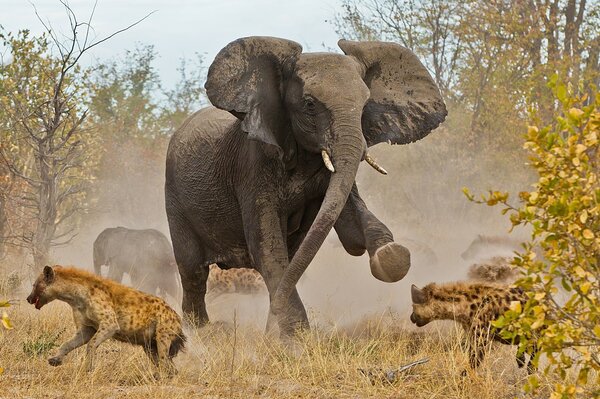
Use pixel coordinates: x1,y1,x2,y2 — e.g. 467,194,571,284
205,37,446,316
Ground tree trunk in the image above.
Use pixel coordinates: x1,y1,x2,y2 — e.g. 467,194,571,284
32,143,58,271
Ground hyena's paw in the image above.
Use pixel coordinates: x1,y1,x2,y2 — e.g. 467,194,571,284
48,356,63,366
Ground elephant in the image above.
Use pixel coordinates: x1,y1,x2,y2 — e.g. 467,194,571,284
93,227,181,300
165,36,447,335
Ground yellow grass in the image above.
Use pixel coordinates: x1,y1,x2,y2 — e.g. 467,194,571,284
0,297,562,399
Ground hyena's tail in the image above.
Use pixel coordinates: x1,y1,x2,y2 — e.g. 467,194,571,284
169,332,186,358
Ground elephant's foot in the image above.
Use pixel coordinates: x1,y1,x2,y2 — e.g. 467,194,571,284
269,304,310,338
369,242,411,282
278,316,310,339
182,306,209,328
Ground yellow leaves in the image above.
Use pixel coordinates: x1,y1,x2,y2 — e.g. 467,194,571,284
573,266,588,279
567,223,581,233
583,130,598,147
568,107,584,121
579,210,588,224
530,318,545,330
582,229,594,240
534,292,546,301
529,192,539,204
530,304,546,329
580,282,592,294
574,144,587,156
593,325,600,338
1,311,12,330
0,301,12,330
581,195,593,206
509,301,522,314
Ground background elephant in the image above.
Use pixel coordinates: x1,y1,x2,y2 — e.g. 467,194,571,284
93,227,181,301
165,36,446,334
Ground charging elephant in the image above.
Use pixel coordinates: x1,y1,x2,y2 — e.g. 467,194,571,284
93,227,181,300
165,37,446,335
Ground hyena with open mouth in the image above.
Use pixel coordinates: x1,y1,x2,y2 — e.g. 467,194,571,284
27,265,185,377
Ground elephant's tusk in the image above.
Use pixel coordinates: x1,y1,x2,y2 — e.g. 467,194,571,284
365,153,388,175
321,150,335,173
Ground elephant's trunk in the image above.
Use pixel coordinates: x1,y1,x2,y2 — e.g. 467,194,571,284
272,120,364,318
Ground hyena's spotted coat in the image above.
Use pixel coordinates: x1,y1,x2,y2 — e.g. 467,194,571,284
207,264,266,298
27,265,185,376
410,281,537,373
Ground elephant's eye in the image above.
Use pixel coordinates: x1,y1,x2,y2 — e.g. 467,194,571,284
304,97,316,114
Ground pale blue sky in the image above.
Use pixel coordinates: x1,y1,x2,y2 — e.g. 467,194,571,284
3,0,344,87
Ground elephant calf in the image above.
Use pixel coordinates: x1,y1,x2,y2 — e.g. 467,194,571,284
93,227,181,301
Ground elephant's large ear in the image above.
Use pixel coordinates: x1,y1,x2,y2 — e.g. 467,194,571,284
338,40,447,146
205,37,302,157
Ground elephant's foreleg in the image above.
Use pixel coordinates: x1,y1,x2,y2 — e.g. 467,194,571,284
242,199,308,336
106,264,125,283
334,184,410,282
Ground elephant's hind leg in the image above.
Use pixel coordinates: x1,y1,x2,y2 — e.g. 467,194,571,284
166,206,210,327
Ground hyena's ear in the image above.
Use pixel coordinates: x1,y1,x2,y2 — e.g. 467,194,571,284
411,284,427,304
43,266,55,283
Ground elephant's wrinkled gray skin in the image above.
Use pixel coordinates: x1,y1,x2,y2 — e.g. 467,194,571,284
165,37,446,335
93,227,181,300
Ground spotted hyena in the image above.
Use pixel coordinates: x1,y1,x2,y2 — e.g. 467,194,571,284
467,256,517,283
460,234,521,261
26,265,185,377
207,264,267,298
409,281,537,374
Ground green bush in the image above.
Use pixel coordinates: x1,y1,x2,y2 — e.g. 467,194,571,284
465,79,599,398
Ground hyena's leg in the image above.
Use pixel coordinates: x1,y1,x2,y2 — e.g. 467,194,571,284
464,328,489,373
143,343,159,366
84,320,118,372
516,350,526,368
526,345,538,374
154,326,177,378
49,326,96,366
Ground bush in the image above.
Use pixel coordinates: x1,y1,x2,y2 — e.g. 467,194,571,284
0,299,12,375
465,79,599,398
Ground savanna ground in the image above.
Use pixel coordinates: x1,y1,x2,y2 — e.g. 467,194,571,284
1,284,561,399
0,221,572,398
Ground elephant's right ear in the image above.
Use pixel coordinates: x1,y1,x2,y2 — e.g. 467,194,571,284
205,37,302,158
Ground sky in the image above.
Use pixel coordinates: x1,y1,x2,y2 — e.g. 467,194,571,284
3,0,345,87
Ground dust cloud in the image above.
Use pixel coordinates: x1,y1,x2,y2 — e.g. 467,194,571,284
41,122,532,331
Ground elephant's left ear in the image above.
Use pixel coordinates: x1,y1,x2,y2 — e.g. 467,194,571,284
338,40,447,146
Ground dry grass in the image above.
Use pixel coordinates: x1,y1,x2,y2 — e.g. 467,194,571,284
0,297,565,399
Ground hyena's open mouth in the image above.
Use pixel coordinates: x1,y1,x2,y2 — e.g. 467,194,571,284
28,295,43,310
